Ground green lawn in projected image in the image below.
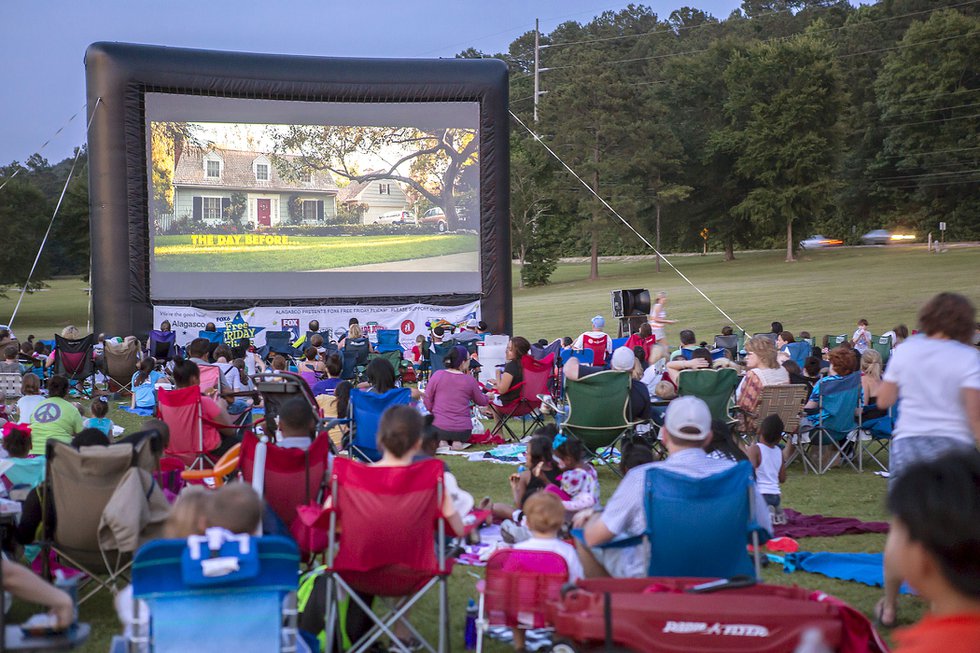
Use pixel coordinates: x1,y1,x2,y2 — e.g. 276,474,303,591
152,233,479,272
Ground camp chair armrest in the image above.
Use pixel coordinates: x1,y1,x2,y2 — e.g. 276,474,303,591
563,422,634,431
320,417,351,431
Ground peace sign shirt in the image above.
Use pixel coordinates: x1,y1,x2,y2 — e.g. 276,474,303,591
29,397,84,455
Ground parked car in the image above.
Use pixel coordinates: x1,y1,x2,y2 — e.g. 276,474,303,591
861,229,915,245
419,207,449,232
799,235,844,250
375,210,416,225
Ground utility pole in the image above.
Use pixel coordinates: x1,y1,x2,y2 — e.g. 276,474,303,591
533,18,540,123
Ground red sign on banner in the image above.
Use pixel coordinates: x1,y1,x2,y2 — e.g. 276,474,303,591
400,320,415,335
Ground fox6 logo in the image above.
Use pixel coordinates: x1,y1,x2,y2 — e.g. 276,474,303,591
400,320,415,335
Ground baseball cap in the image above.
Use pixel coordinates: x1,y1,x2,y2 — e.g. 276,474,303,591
664,396,712,441
610,346,635,371
466,318,479,328
592,315,605,329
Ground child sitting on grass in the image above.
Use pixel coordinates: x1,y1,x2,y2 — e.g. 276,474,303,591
747,414,787,525
546,433,600,520
886,451,980,651
84,397,115,438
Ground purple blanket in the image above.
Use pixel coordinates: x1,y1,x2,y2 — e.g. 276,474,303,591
774,509,889,539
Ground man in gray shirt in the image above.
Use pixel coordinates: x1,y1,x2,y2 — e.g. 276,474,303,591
576,396,772,577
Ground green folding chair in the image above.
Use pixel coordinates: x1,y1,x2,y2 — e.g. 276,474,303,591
823,334,848,349
676,367,740,423
872,336,891,366
562,370,637,475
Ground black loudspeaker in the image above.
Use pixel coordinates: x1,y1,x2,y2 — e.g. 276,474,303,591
618,316,647,338
611,289,651,318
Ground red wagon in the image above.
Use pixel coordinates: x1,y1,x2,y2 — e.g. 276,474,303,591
549,577,888,653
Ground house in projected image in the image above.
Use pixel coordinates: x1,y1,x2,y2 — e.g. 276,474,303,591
171,148,338,228
337,172,411,223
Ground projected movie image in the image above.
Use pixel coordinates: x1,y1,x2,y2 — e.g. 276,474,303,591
150,119,479,277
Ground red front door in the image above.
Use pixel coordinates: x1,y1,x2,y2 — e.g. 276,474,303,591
257,199,271,227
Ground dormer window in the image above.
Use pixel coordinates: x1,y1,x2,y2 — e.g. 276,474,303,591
255,163,269,181
299,170,312,183
206,159,220,178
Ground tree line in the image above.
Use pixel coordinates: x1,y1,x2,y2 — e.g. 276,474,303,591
1,1,976,290
482,0,979,285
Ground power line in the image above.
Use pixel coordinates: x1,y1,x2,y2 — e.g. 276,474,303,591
873,167,980,182
510,109,746,332
0,102,86,193
8,99,102,329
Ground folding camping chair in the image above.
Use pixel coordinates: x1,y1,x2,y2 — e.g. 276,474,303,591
736,383,809,443
872,336,892,366
179,443,242,488
782,341,810,369
642,460,769,579
240,430,333,558
109,534,304,653
489,354,554,442
799,372,862,474
53,333,96,397
265,331,303,360
42,435,162,604
345,387,413,461
858,403,895,473
562,370,637,475
103,336,141,394
196,330,223,345
0,372,22,408
559,348,593,366
581,335,609,367
823,334,848,349
157,385,237,469
475,549,569,653
342,339,371,382
529,339,562,361
322,457,451,653
146,330,177,363
676,367,739,423
713,334,738,359
428,342,453,376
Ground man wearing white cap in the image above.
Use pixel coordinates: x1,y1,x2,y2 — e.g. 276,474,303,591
575,395,771,577
572,315,613,366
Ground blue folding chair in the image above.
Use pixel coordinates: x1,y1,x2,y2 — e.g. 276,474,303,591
197,330,223,344
347,387,414,461
611,337,628,351
111,534,303,653
375,329,404,354
802,372,862,474
559,348,593,366
644,460,768,579
782,341,809,369
429,342,453,375
859,401,896,473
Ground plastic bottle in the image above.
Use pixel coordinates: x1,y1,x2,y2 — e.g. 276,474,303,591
464,598,478,649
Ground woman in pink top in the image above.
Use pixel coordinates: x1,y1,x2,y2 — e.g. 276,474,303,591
423,345,489,446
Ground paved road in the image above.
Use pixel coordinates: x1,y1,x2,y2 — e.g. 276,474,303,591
324,251,480,272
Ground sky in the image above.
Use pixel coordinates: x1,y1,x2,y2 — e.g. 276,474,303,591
0,0,758,166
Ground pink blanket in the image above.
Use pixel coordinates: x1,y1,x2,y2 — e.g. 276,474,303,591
774,509,889,539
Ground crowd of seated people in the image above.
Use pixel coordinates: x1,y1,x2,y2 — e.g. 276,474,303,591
0,294,976,652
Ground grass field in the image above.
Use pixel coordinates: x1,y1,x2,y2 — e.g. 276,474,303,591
2,245,979,651
153,233,479,272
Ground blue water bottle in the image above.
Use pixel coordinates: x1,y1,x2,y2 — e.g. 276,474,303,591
464,598,477,649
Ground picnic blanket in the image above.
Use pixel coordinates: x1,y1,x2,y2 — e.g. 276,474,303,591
775,509,889,539
780,551,914,594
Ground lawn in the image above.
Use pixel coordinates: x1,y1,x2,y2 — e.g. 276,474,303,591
153,233,479,272
3,245,978,651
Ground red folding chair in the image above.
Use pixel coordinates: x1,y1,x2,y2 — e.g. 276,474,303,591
240,430,332,558
197,364,223,394
475,549,569,653
581,334,609,367
624,333,657,359
489,354,555,442
322,458,451,653
156,386,223,469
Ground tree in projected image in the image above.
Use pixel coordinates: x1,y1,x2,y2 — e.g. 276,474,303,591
268,126,478,231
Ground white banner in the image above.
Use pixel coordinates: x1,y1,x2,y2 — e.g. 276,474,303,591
153,302,481,349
